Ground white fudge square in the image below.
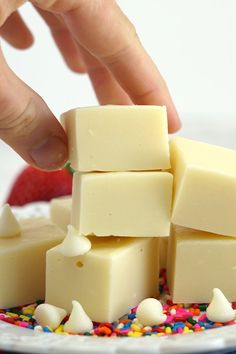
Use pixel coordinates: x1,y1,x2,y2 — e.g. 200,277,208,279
50,196,72,232
171,137,236,236
0,218,64,309
46,237,159,322
167,225,236,303
71,171,173,237
61,105,170,172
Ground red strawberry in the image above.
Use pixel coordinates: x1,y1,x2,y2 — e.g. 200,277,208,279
6,164,73,206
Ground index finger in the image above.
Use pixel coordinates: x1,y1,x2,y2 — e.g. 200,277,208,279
66,1,181,133
33,0,181,132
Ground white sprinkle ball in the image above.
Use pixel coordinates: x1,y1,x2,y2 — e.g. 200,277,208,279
170,308,176,316
34,325,43,333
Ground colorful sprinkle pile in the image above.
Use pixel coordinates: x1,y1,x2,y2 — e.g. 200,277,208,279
1,270,236,337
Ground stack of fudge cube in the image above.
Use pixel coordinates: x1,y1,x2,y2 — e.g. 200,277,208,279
48,105,236,322
167,137,236,304
3,105,236,322
47,106,173,322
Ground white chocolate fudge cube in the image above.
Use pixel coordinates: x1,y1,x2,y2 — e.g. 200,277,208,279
171,137,236,236
0,218,64,309
61,105,170,172
46,237,159,322
50,196,72,232
167,225,236,303
72,171,173,237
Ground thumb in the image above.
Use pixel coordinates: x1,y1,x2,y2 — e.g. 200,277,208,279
0,48,68,170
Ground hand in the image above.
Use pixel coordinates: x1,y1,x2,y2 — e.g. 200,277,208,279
0,0,181,170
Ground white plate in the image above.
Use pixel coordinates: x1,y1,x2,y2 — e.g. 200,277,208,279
1,202,236,354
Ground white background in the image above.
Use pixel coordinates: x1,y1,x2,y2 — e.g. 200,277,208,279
1,0,236,204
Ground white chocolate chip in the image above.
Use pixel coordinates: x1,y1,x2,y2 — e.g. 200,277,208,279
0,204,21,238
64,300,93,334
34,303,67,330
206,288,235,323
59,225,91,257
136,298,167,326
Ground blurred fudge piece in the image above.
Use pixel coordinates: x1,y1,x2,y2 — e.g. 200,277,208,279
0,218,64,309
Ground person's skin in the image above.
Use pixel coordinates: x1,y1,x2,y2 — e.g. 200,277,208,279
0,0,181,171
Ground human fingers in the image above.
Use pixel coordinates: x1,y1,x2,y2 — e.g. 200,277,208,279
34,6,130,103
0,48,68,170
34,7,86,73
0,1,27,29
64,0,181,132
31,0,180,132
79,45,132,105
0,10,33,49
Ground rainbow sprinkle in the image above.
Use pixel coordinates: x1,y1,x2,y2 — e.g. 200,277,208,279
1,269,236,336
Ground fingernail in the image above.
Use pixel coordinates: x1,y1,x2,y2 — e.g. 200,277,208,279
30,135,68,170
